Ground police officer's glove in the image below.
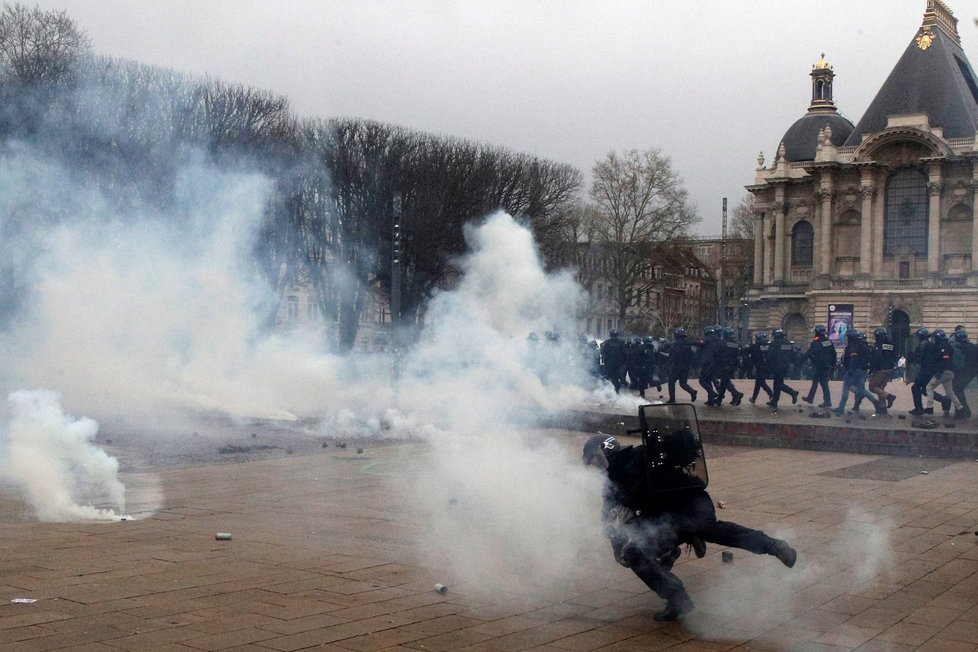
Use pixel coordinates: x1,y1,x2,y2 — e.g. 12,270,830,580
605,504,638,529
618,541,641,567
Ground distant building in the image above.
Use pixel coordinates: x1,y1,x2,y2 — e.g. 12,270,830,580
746,0,978,354
686,236,754,339
274,264,391,353
579,243,717,339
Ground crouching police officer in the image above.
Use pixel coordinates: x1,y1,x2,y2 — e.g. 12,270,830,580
582,408,797,621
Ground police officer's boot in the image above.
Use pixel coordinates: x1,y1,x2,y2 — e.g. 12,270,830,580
771,540,797,568
653,591,695,621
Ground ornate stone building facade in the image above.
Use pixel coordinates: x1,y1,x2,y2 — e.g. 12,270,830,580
745,0,978,354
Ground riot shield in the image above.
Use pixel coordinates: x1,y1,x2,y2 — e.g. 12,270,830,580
637,403,708,493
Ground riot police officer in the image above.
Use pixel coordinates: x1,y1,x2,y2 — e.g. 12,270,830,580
746,331,774,404
801,324,836,407
714,327,744,406
924,329,963,415
583,428,797,621
766,329,799,412
908,328,936,415
833,330,882,415
867,327,897,413
601,330,628,394
666,328,698,403
952,329,977,418
696,326,721,405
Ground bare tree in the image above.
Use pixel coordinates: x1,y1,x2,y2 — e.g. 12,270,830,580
588,148,699,325
730,193,755,239
0,3,90,85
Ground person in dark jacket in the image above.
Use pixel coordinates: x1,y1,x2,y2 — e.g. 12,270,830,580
714,327,745,406
801,324,837,407
832,330,882,415
746,331,774,404
665,328,698,404
765,329,799,412
582,433,797,621
601,330,628,394
908,328,936,415
923,329,963,415
951,329,977,419
696,327,721,405
863,327,897,413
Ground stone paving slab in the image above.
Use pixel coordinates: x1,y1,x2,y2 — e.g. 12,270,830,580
1,425,978,651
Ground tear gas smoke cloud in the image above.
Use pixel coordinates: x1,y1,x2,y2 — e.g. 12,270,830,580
0,118,632,586
1,390,124,521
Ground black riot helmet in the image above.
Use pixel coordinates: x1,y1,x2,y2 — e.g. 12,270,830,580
609,329,620,339
955,329,969,342
916,327,930,340
582,434,623,466
874,327,887,340
754,331,768,343
813,324,827,337
772,328,786,339
674,327,687,339
933,328,948,341
852,330,867,341
721,326,735,340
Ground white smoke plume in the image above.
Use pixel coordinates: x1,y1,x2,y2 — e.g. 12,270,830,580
0,390,124,521
0,123,633,599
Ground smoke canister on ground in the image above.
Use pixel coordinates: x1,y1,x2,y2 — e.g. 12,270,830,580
434,583,447,594
215,532,232,541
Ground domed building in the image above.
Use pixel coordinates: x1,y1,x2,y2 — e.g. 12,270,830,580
745,0,978,354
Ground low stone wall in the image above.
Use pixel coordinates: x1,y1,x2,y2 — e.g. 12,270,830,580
555,409,978,460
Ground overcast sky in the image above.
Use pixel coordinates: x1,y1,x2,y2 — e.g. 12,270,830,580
28,0,978,235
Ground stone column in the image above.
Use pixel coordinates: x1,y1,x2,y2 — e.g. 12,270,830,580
927,164,943,274
971,166,978,271
873,185,886,275
774,204,786,284
816,188,833,276
762,213,772,286
859,183,874,276
753,211,764,285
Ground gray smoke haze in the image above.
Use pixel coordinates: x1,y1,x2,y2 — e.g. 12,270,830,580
0,123,639,574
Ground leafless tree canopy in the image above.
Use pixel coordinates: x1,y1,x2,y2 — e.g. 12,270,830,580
0,4,583,350
731,193,755,239
0,3,90,85
585,148,699,322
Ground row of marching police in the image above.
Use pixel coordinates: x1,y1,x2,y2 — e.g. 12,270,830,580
596,324,978,419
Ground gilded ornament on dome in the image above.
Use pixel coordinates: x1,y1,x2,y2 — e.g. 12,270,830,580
916,27,934,50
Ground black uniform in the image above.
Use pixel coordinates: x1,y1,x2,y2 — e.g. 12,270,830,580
801,334,837,407
952,333,978,418
909,334,936,414
766,333,798,410
586,434,796,621
601,333,627,393
714,330,744,406
696,331,721,405
746,339,774,403
666,337,697,403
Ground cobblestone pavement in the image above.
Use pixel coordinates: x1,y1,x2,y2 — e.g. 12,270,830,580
1,412,978,651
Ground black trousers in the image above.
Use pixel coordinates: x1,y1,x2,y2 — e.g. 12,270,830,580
667,368,696,402
953,370,976,410
751,373,773,401
805,367,832,404
912,371,934,410
619,492,783,601
771,370,797,406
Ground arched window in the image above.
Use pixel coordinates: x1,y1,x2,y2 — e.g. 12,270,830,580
791,220,813,266
884,167,928,255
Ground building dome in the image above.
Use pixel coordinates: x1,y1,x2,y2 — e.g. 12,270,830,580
780,112,854,162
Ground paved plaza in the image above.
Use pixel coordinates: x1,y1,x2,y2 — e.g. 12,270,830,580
1,394,978,651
